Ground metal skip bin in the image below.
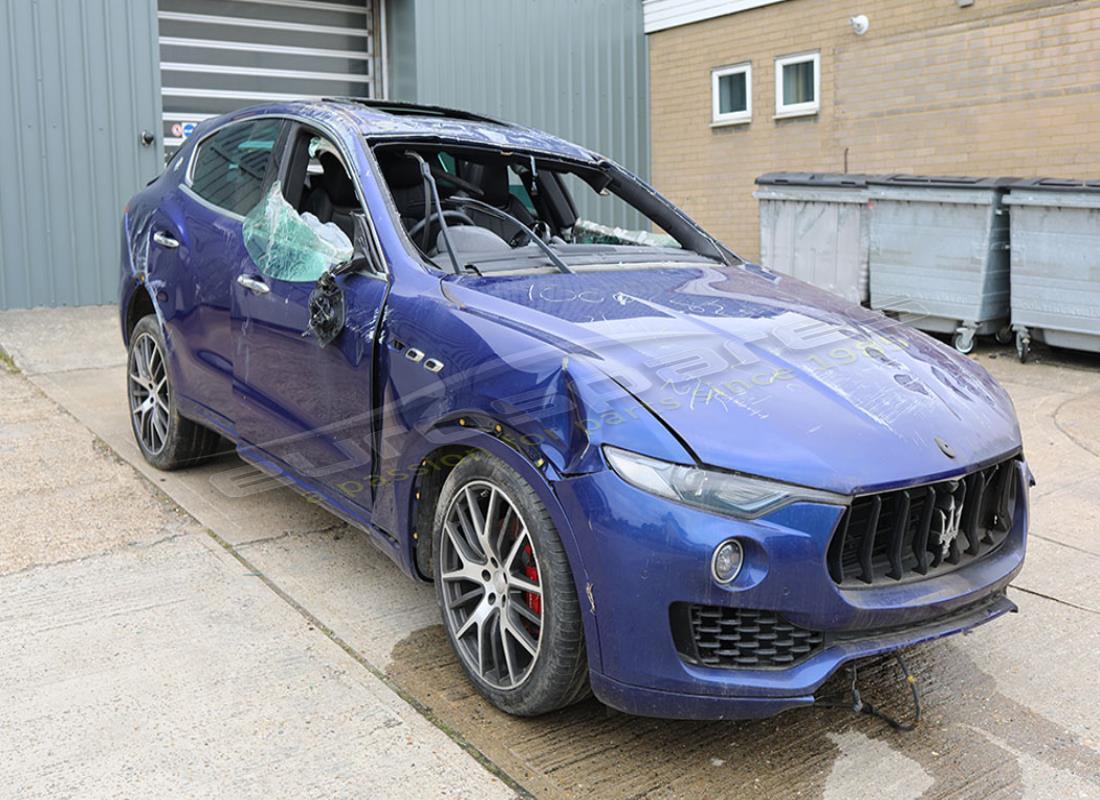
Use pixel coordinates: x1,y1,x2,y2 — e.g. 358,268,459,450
1004,178,1100,362
754,173,872,305
867,175,1013,354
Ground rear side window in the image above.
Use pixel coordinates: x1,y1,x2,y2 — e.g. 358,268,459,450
189,119,283,216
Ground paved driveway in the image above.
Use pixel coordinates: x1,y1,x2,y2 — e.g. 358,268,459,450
2,306,1098,799
0,313,515,800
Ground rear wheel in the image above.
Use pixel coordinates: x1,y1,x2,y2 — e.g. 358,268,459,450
433,452,589,716
127,314,221,470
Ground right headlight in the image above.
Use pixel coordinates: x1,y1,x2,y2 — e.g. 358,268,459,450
603,445,848,519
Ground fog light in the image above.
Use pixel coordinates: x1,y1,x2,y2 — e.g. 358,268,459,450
711,539,744,584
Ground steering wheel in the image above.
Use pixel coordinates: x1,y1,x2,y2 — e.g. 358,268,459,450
408,209,476,242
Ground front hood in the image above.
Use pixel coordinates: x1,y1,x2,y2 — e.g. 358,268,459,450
446,264,1021,494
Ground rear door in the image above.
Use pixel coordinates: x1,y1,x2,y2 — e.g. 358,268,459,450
232,123,388,515
169,117,286,431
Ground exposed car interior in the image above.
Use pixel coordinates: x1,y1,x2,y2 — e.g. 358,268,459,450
371,143,733,274
283,131,359,239
238,127,372,285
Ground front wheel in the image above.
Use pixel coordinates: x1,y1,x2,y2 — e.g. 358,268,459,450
127,314,221,470
433,452,590,716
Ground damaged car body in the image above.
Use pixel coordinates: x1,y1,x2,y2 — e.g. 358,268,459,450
119,99,1030,721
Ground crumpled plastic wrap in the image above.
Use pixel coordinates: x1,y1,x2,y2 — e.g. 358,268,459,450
572,218,680,248
243,181,353,283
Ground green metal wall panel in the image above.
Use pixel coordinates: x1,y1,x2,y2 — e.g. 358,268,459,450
0,0,163,309
387,0,649,227
0,0,647,308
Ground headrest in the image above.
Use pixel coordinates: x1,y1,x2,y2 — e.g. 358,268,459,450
463,160,511,207
378,153,424,190
318,152,358,207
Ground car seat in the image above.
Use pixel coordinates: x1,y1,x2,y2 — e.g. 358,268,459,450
303,153,358,238
458,161,535,240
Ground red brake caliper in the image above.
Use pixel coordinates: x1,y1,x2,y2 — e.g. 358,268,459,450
523,543,541,616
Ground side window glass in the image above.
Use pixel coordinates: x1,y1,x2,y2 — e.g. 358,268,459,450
437,152,457,174
190,119,282,216
243,180,353,283
242,133,359,284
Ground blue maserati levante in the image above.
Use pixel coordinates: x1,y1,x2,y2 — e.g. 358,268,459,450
119,99,1029,720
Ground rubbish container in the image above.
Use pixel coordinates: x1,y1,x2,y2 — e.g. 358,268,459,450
1004,178,1100,362
754,173,872,305
867,175,1013,353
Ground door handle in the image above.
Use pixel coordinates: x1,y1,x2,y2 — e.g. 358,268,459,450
236,274,270,295
152,230,179,249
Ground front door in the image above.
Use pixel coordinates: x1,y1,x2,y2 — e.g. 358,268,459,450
232,124,388,514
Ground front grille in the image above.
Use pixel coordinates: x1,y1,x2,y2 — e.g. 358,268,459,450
827,456,1020,586
672,604,824,669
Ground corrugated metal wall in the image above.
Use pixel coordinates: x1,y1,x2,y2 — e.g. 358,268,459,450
0,0,649,308
158,0,383,154
0,0,163,309
388,0,649,228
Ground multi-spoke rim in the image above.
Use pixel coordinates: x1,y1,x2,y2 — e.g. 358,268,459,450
128,332,170,456
440,480,544,690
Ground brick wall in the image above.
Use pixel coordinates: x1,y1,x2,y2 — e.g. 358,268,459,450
648,0,1100,261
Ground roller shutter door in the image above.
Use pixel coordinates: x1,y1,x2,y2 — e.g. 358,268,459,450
158,0,382,154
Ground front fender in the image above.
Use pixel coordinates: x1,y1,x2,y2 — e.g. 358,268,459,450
388,425,605,672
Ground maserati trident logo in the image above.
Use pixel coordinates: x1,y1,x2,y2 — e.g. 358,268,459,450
934,494,965,559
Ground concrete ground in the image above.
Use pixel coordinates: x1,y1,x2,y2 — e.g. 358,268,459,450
1,305,1099,800
0,309,515,799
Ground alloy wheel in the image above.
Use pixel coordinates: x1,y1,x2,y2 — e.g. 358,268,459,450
128,332,170,455
439,480,544,690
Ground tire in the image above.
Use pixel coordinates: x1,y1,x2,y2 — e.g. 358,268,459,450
995,324,1013,345
127,314,222,470
433,451,590,716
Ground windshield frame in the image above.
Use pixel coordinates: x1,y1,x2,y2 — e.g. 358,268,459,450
365,136,742,276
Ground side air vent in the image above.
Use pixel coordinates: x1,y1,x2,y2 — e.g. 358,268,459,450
671,604,824,669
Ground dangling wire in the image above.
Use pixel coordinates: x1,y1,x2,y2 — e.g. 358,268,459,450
816,651,921,732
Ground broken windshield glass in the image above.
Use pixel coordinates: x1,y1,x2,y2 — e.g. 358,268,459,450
571,219,680,248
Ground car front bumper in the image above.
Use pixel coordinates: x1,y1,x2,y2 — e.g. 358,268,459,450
553,460,1028,720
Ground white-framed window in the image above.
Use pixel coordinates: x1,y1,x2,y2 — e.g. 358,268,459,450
711,63,752,125
774,51,820,118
